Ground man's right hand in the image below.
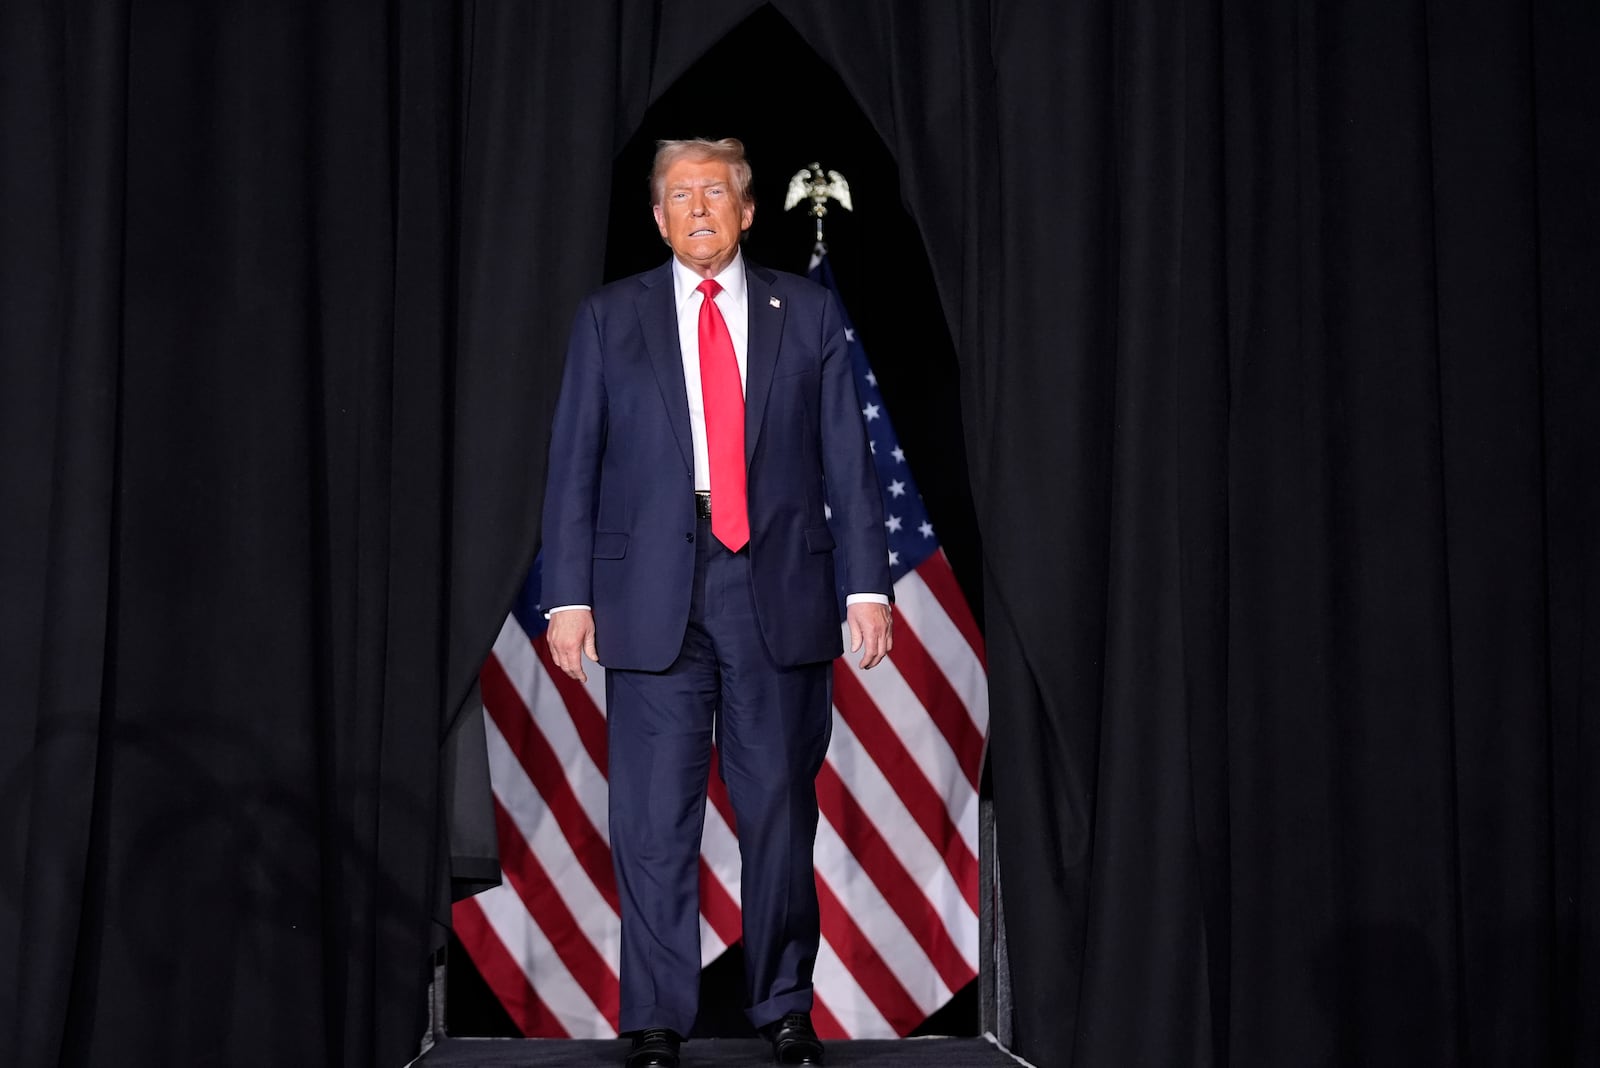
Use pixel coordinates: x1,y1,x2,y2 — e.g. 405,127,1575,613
546,608,599,682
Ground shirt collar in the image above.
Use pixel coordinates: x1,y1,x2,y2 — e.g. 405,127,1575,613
671,250,746,311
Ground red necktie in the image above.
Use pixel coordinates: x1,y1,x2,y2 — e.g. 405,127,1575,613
697,279,749,551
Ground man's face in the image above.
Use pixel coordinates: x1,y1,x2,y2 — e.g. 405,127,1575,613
653,157,754,278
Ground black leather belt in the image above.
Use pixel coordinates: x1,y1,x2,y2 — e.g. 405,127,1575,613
694,491,712,520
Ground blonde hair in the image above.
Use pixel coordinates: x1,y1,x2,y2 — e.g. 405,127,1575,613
649,137,754,206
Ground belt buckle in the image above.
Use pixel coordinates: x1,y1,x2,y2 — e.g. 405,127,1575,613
695,492,712,520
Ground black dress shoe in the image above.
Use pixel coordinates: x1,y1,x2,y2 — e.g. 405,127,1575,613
762,1012,824,1065
624,1027,681,1068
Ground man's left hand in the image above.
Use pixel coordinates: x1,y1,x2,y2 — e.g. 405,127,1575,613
847,602,893,670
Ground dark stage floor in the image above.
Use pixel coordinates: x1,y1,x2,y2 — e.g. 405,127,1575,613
417,1036,1029,1067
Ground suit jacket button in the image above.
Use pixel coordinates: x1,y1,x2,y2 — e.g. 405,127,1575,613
685,532,695,542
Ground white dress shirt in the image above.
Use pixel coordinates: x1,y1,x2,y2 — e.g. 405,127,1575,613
671,254,748,493
546,251,887,616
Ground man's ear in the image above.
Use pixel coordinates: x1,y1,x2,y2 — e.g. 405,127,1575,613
653,203,668,240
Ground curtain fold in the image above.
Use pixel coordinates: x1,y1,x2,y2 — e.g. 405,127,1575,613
1,1,130,1063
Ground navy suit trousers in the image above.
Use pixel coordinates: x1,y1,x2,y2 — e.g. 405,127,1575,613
605,512,832,1036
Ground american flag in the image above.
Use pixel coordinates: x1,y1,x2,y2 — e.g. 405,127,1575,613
452,251,988,1039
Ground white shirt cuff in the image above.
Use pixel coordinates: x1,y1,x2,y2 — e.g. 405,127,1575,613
544,604,591,619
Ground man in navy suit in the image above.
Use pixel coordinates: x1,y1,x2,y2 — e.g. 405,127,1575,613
541,137,892,1068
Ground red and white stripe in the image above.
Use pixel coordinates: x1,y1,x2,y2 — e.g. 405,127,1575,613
453,548,987,1039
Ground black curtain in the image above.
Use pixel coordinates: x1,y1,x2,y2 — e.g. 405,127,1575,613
4,2,1597,1067
970,2,1600,1063
3,2,465,1065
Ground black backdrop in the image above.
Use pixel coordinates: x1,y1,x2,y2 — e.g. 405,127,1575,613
4,2,1598,1067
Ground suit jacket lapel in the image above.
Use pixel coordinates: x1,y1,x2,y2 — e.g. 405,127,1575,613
743,260,783,464
636,262,694,476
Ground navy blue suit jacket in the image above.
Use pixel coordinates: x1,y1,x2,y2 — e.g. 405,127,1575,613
541,258,890,672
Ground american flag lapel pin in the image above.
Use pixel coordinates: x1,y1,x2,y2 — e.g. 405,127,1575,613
769,296,781,308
